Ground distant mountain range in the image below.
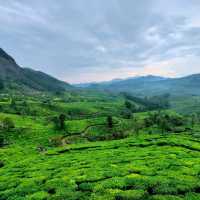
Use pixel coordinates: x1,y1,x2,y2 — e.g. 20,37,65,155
76,74,200,96
0,48,71,93
1,47,200,96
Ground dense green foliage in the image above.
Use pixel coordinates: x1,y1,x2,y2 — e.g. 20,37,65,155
122,93,170,111
0,90,200,200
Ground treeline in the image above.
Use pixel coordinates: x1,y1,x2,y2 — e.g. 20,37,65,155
0,98,32,116
144,111,186,133
121,92,170,111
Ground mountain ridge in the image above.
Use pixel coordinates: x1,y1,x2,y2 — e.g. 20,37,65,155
75,75,169,87
76,74,200,96
0,48,72,93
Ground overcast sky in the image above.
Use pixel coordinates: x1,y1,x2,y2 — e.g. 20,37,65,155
1,0,200,83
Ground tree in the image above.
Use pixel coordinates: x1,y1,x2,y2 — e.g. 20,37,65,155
158,116,169,134
107,116,113,128
125,101,132,109
52,114,66,130
10,98,17,110
144,117,153,128
0,134,4,147
20,101,30,116
52,116,60,130
0,79,4,90
125,100,137,112
121,109,132,119
59,114,66,130
133,118,142,136
191,113,197,128
0,160,4,168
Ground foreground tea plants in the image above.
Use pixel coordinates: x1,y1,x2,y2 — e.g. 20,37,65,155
1,132,200,200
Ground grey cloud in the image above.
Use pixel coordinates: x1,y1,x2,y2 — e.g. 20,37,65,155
0,0,200,83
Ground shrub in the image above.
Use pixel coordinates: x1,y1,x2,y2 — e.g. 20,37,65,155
49,135,64,147
2,117,15,131
0,160,4,168
121,109,132,119
114,189,147,200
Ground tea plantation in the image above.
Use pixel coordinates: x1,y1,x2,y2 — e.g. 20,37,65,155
0,93,200,200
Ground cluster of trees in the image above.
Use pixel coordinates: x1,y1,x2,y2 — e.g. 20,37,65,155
120,101,136,119
123,101,136,118
148,94,170,109
121,92,170,112
52,114,66,130
0,98,33,116
144,112,185,133
189,113,200,129
10,99,31,116
91,115,143,141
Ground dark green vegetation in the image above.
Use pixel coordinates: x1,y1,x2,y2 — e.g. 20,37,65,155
0,49,200,199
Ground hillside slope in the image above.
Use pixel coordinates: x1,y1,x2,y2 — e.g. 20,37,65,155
0,48,71,92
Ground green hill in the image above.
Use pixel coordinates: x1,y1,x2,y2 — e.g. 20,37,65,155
0,48,72,93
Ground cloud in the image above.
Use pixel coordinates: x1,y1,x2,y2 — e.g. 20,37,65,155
0,0,200,83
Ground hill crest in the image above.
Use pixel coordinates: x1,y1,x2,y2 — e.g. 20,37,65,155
0,48,71,92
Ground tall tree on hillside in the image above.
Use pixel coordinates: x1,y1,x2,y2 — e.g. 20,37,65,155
52,114,66,130
158,117,168,134
10,98,16,109
59,114,66,130
191,113,197,129
0,79,4,90
107,116,113,128
133,118,143,136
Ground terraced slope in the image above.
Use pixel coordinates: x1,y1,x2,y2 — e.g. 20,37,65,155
0,96,200,200
1,133,200,200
